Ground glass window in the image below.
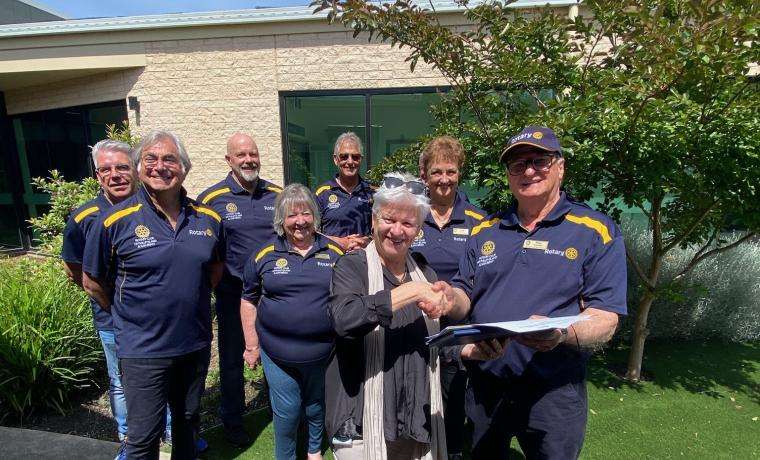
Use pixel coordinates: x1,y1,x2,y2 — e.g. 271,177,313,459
282,90,445,187
0,205,22,248
283,95,366,189
370,93,440,164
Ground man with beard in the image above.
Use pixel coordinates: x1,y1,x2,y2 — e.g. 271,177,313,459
314,132,374,252
197,132,282,447
62,139,136,459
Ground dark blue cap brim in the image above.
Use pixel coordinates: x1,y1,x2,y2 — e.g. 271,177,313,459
499,141,561,163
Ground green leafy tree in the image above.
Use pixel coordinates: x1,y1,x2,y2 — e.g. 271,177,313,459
314,0,759,380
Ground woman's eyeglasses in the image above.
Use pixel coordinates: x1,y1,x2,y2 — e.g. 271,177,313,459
382,176,427,196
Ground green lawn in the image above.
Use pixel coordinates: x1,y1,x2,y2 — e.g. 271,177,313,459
199,342,759,459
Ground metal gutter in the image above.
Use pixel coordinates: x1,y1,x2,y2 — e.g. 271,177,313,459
0,1,580,38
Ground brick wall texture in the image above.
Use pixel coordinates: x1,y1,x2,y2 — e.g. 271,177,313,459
4,30,449,196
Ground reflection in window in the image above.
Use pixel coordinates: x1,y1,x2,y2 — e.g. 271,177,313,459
282,90,444,188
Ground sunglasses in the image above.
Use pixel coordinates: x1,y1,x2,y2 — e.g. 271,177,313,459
336,153,362,162
506,154,558,176
382,176,427,196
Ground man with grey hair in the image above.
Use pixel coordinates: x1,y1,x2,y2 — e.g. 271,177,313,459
83,130,225,459
314,132,374,251
61,138,136,457
197,132,282,447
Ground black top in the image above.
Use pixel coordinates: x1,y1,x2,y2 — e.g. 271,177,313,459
325,249,461,444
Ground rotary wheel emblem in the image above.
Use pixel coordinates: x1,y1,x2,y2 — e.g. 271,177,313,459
565,247,578,260
328,194,338,204
134,225,150,238
481,240,495,256
533,131,544,140
225,202,238,213
275,258,288,268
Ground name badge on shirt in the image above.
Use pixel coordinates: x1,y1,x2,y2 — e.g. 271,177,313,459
523,239,549,250
452,228,470,236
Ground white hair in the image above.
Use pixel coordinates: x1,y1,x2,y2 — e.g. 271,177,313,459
333,132,364,156
91,139,132,168
132,130,192,174
372,172,430,224
272,183,321,237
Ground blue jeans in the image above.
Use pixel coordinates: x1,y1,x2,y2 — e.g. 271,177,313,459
99,330,128,440
260,349,326,459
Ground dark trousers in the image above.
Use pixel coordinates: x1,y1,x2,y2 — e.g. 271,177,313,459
441,361,467,455
466,368,587,460
120,346,211,460
215,283,246,428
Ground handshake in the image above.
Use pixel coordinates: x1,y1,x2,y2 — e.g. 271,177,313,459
414,281,457,319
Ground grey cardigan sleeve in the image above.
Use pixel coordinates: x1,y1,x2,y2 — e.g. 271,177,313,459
329,251,393,338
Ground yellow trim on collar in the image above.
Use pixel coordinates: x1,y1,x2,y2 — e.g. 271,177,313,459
201,187,231,204
255,244,275,262
103,204,142,228
327,243,344,256
74,206,99,223
471,217,499,236
315,185,331,196
266,185,283,194
464,209,484,221
565,214,612,244
189,205,221,223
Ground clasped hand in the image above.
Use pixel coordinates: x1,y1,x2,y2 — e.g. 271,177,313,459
416,281,455,319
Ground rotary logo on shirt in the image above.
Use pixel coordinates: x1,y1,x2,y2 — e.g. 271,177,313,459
327,194,341,210
316,253,334,268
189,228,214,238
411,228,426,248
133,224,158,249
224,202,242,221
273,257,290,275
477,240,497,267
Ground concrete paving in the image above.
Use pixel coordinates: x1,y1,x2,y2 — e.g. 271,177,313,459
0,426,120,459
0,426,172,459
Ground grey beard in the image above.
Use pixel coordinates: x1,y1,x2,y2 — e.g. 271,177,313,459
238,168,259,182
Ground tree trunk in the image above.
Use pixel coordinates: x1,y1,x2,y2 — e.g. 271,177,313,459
625,288,657,381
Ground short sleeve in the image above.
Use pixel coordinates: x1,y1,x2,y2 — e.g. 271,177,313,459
82,217,113,280
581,225,627,315
241,257,261,304
61,214,85,264
450,235,478,298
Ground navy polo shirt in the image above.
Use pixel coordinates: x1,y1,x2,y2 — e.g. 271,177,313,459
61,193,115,331
242,234,341,365
411,193,487,282
83,186,224,359
451,193,627,383
197,173,282,286
314,176,374,237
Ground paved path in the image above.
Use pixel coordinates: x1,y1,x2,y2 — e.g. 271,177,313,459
0,426,171,459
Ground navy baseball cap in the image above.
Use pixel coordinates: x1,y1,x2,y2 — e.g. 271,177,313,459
500,125,562,163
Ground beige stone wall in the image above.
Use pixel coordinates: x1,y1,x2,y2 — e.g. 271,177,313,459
4,30,448,196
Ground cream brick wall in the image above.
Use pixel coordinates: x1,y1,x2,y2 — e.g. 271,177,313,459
4,29,449,196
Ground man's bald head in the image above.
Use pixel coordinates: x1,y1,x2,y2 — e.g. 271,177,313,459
225,132,260,185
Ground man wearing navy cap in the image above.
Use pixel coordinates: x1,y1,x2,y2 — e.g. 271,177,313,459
83,130,224,460
197,132,282,447
314,132,374,251
437,126,627,458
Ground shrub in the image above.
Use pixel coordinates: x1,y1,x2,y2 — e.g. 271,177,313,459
621,218,760,342
0,257,102,421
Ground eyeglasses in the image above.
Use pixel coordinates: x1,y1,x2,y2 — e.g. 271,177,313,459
336,153,362,162
506,154,558,176
382,175,427,196
96,164,132,177
142,154,180,168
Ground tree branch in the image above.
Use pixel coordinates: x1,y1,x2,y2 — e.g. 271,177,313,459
626,246,655,290
673,232,757,281
662,199,719,253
